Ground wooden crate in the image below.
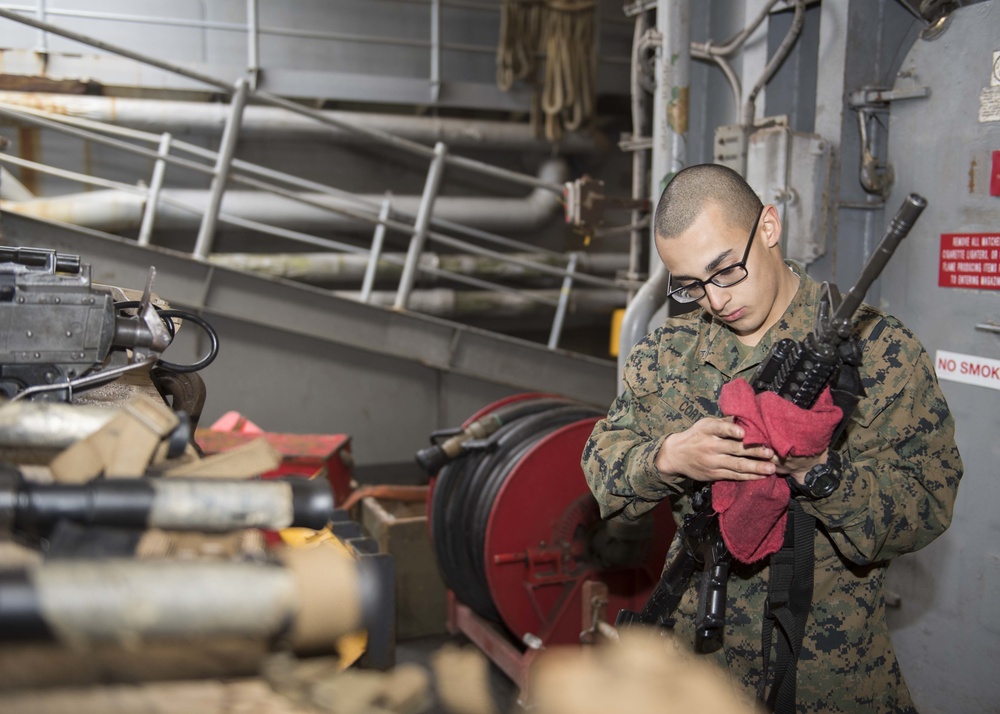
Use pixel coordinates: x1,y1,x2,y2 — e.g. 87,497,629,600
359,497,448,640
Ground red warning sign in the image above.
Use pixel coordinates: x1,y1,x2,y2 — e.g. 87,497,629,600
938,233,1000,290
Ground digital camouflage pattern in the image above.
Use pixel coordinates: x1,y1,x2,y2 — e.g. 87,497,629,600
582,264,963,713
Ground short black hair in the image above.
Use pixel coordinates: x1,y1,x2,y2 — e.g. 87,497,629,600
653,164,762,240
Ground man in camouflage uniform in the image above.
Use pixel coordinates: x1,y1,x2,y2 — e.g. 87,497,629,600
582,164,962,713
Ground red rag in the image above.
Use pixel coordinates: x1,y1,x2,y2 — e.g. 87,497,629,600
712,379,843,563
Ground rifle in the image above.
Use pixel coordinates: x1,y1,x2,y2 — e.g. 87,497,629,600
616,194,928,653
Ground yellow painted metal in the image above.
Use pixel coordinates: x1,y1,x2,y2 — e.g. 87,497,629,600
280,526,368,668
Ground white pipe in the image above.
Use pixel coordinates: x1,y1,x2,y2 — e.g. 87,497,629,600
0,161,567,235
0,91,603,154
209,250,629,285
0,166,35,201
1,185,564,235
346,287,626,318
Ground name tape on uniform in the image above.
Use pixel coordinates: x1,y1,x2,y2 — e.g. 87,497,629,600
935,350,1000,391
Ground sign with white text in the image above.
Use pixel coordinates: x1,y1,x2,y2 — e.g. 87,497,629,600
938,234,1000,290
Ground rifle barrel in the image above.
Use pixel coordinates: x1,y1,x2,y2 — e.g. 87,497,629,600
834,193,927,324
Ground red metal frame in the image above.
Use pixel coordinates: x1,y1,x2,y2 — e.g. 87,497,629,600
195,428,354,505
447,591,541,706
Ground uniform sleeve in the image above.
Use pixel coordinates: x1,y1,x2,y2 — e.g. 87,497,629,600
799,317,963,564
581,339,688,522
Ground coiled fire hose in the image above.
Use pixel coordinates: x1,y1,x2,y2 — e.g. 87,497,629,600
424,396,604,625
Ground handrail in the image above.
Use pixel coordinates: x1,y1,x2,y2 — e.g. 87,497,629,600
0,101,622,290
0,6,629,349
0,7,560,194
0,106,607,302
0,99,569,258
0,151,561,306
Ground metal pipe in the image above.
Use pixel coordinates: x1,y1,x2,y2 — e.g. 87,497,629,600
354,287,626,319
616,264,669,393
361,196,393,302
664,0,690,183
246,0,259,90
0,548,374,651
2,185,567,236
138,132,172,246
0,166,34,201
741,0,806,131
0,80,570,260
176,186,617,296
629,10,653,291
0,92,604,153
693,0,781,57
548,253,579,350
395,142,448,310
621,0,689,366
650,0,690,267
194,78,249,259
33,0,46,55
0,104,607,288
430,0,441,104
0,401,115,450
210,250,629,286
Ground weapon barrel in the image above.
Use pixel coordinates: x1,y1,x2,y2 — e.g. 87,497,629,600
0,547,379,650
834,193,926,324
0,469,336,535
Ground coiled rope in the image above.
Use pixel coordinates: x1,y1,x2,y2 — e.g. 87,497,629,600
497,0,597,143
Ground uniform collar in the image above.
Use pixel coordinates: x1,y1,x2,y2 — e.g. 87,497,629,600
700,261,819,377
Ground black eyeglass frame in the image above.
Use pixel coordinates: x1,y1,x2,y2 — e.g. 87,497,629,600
666,205,764,304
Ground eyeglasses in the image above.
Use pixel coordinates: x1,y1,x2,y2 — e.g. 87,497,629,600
666,205,763,304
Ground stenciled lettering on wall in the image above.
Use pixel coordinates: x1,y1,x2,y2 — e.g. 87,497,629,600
938,234,1000,290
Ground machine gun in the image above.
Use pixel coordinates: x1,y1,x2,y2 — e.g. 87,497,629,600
0,246,218,401
617,193,928,652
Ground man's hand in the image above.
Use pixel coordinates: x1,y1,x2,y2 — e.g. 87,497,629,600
655,417,776,483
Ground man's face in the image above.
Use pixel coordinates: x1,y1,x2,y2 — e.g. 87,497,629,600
655,202,787,345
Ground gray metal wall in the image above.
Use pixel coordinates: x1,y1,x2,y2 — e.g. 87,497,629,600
878,4,1000,711
0,0,632,110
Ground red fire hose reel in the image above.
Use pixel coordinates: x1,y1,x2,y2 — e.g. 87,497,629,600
424,394,675,702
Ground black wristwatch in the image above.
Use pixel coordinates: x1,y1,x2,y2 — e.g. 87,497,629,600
790,451,843,500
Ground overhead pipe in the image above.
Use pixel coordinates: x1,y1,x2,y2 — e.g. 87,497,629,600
0,160,569,236
0,91,605,154
347,287,626,319
209,250,628,286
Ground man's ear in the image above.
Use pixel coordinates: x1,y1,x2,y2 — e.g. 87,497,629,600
760,204,782,249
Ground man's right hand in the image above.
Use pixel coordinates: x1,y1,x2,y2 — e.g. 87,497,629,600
654,417,776,483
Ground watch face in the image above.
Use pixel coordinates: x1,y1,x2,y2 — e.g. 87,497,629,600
804,462,840,498
807,470,839,498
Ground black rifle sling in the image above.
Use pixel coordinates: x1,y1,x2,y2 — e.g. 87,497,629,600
758,500,816,714
756,324,873,712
